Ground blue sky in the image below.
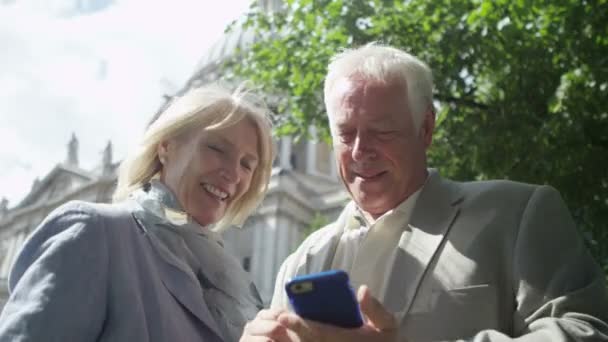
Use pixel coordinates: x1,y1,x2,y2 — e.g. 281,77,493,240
0,0,251,207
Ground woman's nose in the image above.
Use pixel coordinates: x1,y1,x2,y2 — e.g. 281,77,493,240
220,161,239,183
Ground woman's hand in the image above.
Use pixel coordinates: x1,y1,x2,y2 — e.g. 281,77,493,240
240,308,295,342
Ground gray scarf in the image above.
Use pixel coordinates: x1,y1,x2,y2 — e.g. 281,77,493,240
130,180,262,341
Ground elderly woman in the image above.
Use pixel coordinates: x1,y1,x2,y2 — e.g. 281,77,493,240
0,84,274,342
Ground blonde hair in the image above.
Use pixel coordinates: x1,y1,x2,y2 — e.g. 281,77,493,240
113,84,274,230
324,42,434,130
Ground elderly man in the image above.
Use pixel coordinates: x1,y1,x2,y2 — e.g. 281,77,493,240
241,44,608,341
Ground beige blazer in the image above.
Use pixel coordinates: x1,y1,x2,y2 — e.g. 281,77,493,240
271,171,608,341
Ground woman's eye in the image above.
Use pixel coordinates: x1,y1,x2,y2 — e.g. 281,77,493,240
241,161,254,171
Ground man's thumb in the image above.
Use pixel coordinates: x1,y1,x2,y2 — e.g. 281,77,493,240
357,285,397,331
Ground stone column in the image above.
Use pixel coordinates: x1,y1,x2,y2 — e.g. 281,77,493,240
279,136,293,170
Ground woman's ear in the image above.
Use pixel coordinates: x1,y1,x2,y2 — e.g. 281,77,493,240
157,140,170,165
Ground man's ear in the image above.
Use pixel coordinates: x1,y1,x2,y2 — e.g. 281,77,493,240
420,108,435,148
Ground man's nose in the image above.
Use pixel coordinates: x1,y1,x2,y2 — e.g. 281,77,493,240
351,133,375,161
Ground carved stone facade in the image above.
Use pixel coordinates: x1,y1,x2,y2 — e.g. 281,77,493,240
0,137,118,308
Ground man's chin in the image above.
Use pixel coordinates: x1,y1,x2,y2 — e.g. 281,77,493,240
351,181,389,195
352,192,391,212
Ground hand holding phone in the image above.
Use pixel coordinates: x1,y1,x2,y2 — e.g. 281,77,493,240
285,269,364,328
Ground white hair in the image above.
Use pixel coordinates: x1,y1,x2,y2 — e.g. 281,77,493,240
113,83,274,231
324,42,434,130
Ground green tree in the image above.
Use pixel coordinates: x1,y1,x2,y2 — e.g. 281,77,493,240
301,212,330,243
227,0,608,271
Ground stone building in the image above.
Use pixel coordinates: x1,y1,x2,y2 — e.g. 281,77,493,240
0,0,348,308
0,136,118,308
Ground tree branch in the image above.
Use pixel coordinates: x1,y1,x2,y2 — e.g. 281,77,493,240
435,94,490,110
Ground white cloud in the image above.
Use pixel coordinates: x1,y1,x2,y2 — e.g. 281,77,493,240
0,0,252,207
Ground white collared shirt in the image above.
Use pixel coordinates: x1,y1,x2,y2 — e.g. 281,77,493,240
331,187,424,300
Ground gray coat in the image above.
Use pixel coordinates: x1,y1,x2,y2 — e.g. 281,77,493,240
0,199,258,342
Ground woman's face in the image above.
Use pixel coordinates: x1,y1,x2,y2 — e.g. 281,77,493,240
158,118,260,226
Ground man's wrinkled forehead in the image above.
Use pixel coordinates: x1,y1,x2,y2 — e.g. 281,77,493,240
326,77,356,127
328,76,372,105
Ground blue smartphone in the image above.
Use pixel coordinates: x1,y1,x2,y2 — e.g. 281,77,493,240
285,269,364,328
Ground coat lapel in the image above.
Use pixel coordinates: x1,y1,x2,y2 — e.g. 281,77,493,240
132,213,224,340
382,171,463,320
294,202,356,276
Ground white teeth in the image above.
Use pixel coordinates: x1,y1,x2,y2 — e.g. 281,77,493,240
202,184,229,200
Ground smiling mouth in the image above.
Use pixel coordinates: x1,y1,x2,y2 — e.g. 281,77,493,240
354,171,387,180
202,183,229,201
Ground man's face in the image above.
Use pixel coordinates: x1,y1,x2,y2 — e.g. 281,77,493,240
327,77,434,219
159,118,260,226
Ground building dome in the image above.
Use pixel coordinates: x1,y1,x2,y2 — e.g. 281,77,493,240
186,24,255,88
183,0,283,90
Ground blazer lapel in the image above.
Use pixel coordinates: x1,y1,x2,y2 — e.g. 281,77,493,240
382,171,463,320
132,213,224,340
294,202,356,276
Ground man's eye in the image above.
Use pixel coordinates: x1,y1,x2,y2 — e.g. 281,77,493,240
377,131,397,139
339,132,355,142
208,144,223,153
